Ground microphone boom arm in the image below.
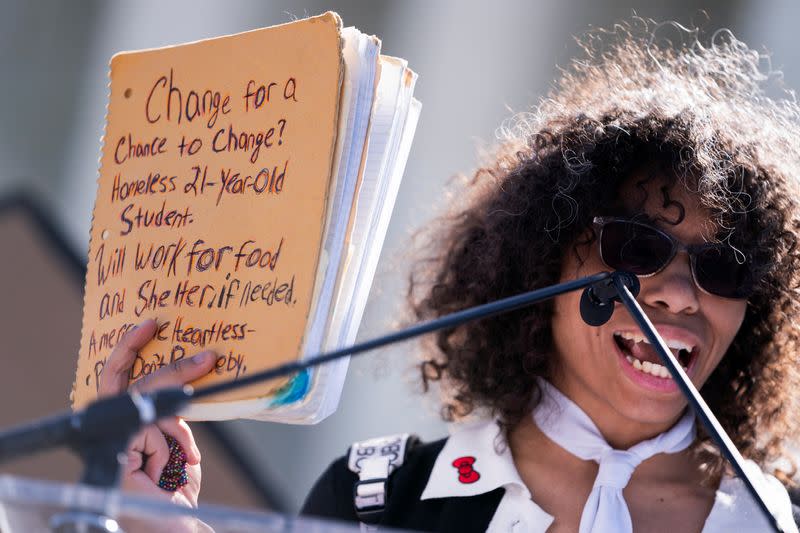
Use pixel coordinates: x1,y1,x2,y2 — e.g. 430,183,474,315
192,271,613,400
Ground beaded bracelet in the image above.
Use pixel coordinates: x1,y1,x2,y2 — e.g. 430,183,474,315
158,434,189,492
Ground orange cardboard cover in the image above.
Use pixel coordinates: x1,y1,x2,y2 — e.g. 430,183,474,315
73,13,344,409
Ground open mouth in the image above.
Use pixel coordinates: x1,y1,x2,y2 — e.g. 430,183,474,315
613,331,698,380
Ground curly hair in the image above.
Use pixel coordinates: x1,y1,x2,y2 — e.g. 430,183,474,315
410,19,800,483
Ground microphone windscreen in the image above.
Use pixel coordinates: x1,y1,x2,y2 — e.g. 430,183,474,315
578,272,639,326
580,286,614,326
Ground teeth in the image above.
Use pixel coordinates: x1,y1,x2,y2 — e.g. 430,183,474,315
616,331,695,352
619,331,647,344
624,354,687,378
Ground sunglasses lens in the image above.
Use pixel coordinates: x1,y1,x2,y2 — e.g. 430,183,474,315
694,247,753,298
600,221,673,275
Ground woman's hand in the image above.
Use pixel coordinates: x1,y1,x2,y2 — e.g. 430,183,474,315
98,318,216,508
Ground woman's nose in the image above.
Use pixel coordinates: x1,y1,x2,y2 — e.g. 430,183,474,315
639,252,700,314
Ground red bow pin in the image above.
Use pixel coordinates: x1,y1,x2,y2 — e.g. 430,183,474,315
452,456,480,484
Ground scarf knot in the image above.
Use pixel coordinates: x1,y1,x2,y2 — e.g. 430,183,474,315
595,449,641,490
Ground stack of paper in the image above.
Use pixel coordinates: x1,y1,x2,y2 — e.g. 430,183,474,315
73,13,420,424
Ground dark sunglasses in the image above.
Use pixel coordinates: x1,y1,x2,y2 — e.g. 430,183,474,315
593,217,753,299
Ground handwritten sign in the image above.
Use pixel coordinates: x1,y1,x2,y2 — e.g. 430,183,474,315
73,13,343,409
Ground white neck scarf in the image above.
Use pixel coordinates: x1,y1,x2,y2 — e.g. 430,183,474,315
533,378,696,533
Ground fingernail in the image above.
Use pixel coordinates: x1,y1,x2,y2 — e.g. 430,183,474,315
132,318,154,332
192,351,212,365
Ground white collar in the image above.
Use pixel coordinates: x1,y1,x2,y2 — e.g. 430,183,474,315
420,418,555,532
420,418,527,501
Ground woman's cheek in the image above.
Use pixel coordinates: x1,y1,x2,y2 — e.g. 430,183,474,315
698,296,747,385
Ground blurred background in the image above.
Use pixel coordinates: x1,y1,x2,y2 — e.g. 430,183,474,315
0,0,797,515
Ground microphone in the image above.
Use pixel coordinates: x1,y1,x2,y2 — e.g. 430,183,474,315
579,271,639,326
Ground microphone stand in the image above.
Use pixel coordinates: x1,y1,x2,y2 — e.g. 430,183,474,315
0,270,785,531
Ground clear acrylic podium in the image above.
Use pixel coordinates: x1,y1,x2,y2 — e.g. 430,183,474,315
0,475,368,533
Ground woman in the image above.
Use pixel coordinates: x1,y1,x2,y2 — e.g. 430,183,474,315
102,21,800,532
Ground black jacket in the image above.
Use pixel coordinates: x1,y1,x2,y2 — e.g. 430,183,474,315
301,438,504,532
